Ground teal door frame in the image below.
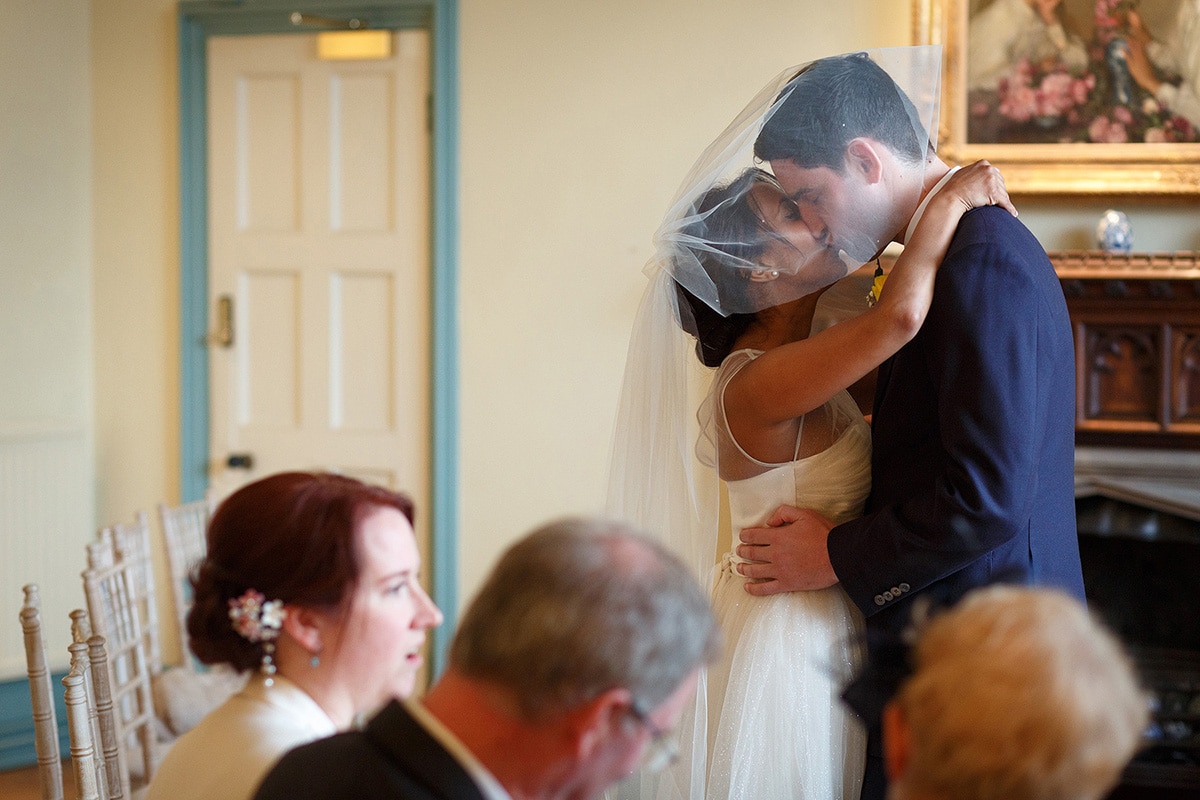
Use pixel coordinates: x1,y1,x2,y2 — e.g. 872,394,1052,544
178,0,459,671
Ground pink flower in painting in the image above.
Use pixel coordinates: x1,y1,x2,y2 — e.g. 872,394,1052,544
1088,115,1130,143
1144,127,1167,143
1073,74,1096,104
1037,71,1076,116
1113,105,1134,125
995,58,1093,124
1010,58,1035,86
1000,82,1038,121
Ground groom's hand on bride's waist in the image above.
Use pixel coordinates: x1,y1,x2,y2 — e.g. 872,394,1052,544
735,505,837,595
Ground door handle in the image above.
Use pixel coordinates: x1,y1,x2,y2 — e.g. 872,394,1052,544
226,453,254,470
207,295,234,347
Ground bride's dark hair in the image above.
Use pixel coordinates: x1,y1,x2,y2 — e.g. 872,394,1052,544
673,167,771,367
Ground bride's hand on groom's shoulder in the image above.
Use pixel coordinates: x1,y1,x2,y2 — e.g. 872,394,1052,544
735,506,837,595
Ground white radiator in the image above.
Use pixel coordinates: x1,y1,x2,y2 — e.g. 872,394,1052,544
0,422,93,679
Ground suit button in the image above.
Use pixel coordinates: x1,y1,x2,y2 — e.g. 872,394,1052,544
899,583,910,592
883,590,894,601
874,594,886,606
890,586,901,595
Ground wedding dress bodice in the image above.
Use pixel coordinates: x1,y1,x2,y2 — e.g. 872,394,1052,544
706,349,872,547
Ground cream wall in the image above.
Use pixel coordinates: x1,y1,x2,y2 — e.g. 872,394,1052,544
3,0,1199,677
89,0,181,664
92,0,180,531
0,1,95,675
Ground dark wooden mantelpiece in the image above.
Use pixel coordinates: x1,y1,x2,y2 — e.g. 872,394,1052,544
1051,251,1200,449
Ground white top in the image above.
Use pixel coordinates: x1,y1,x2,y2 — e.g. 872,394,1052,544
146,674,337,800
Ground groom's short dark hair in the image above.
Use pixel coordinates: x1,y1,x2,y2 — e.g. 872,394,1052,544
754,52,927,171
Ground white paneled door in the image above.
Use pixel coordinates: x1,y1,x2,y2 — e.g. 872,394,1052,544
206,31,431,508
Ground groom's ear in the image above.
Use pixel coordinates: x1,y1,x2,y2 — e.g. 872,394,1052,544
845,138,884,185
566,686,632,759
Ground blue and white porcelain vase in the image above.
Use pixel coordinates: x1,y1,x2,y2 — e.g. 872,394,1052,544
1096,209,1133,254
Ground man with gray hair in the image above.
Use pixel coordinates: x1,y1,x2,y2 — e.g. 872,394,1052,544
253,517,721,800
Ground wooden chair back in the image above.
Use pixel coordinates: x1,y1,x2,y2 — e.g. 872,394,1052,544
67,611,125,800
19,584,64,800
156,500,209,666
63,657,102,800
82,531,158,798
109,513,161,676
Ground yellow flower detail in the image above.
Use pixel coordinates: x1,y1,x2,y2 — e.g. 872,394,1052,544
867,261,886,307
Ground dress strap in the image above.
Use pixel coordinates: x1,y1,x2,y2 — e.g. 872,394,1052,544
791,414,806,462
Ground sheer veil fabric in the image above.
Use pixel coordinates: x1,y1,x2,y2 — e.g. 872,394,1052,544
605,47,942,800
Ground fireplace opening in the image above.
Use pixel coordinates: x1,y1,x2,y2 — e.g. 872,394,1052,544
1076,494,1200,796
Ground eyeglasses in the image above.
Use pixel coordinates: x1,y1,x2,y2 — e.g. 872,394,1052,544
628,701,679,774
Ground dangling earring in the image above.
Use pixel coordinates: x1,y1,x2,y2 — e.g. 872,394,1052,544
310,653,321,668
262,642,278,683
228,589,286,686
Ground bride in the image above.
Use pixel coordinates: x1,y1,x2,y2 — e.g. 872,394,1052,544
607,47,1013,800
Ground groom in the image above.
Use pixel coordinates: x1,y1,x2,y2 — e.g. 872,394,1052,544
736,52,1086,800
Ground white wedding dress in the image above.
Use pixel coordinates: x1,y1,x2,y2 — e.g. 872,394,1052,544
701,349,870,800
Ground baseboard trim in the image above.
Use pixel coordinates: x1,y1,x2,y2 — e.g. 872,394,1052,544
0,674,69,771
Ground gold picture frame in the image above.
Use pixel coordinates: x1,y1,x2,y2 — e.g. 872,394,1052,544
914,0,1200,194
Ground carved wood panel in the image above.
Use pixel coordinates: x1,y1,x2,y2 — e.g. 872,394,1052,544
1173,328,1200,429
1052,251,1200,449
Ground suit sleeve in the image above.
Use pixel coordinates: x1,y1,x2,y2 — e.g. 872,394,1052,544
828,229,1043,615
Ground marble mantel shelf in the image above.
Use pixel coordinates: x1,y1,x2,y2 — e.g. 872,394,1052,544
1076,446,1200,521
1076,477,1200,523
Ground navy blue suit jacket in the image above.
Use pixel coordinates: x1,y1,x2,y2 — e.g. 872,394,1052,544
830,206,1085,628
253,700,487,800
829,207,1086,799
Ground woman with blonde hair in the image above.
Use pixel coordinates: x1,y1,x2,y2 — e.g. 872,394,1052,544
873,585,1147,800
